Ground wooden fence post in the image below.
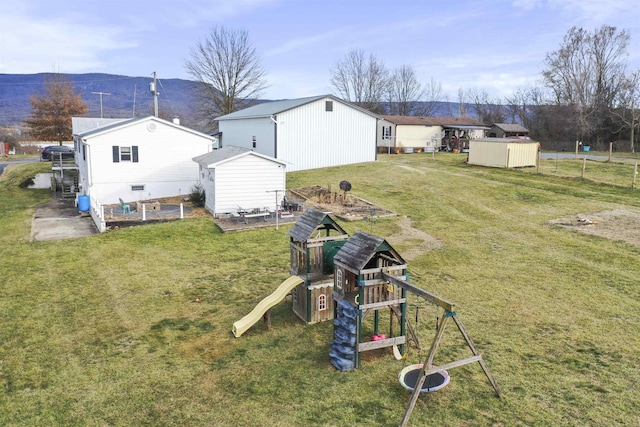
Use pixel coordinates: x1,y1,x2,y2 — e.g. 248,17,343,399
582,156,586,179
633,162,638,189
609,142,613,162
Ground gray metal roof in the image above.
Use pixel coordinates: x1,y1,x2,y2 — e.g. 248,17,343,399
493,123,529,133
216,95,380,121
77,116,216,141
193,145,287,167
192,146,251,166
72,117,128,135
334,231,405,271
78,117,146,137
288,208,347,242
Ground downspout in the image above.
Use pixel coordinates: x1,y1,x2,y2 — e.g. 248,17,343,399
270,115,278,158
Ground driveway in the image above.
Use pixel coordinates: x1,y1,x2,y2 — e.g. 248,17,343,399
1,158,98,241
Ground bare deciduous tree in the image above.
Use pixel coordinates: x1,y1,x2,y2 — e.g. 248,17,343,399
418,77,444,117
25,73,88,144
611,70,640,153
467,88,505,124
386,65,425,116
185,26,268,131
330,48,388,114
542,25,630,146
456,88,470,118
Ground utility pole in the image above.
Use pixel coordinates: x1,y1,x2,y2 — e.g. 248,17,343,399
150,72,159,117
91,91,111,118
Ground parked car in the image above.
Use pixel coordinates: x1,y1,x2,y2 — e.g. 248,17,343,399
41,145,74,161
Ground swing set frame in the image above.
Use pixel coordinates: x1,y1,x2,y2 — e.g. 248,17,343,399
381,273,503,427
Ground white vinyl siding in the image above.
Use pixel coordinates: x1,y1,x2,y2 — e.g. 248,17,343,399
80,118,213,204
277,97,377,171
211,154,285,215
219,118,275,157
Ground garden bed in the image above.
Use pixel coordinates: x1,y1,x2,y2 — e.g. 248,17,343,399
288,185,396,221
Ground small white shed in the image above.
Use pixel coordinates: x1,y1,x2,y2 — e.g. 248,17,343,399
192,146,286,217
468,138,539,168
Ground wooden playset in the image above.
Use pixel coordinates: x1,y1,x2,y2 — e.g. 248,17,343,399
287,209,349,324
232,208,502,425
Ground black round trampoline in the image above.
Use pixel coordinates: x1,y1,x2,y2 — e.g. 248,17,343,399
399,364,450,393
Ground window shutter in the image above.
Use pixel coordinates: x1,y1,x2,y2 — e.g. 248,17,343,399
132,146,139,163
112,146,119,162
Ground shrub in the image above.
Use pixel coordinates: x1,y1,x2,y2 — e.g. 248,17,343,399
189,183,205,207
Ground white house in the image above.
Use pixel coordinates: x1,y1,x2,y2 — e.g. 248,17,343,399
192,146,287,217
73,116,216,206
215,95,380,172
379,116,489,153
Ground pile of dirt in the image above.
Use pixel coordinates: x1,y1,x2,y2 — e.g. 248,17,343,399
547,209,640,247
288,186,396,221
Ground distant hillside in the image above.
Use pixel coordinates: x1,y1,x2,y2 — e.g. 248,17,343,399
0,73,197,127
0,72,471,132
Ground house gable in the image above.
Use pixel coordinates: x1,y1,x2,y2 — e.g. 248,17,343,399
217,95,379,172
76,116,214,205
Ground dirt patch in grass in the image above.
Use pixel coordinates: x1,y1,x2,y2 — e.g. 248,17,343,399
288,185,396,221
386,216,444,260
548,209,640,247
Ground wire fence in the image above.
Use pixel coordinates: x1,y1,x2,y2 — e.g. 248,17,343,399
533,152,639,189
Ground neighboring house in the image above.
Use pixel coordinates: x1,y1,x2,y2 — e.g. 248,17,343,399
73,116,216,205
489,123,530,139
192,146,287,217
215,95,380,172
468,138,539,168
379,116,489,153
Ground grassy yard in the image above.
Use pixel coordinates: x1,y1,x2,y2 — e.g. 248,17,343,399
1,155,639,426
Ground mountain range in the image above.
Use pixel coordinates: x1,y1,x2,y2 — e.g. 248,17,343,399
0,73,198,128
0,73,462,133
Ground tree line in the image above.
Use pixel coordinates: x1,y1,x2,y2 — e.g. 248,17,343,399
18,25,639,153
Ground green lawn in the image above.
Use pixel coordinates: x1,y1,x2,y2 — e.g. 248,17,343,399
1,155,639,426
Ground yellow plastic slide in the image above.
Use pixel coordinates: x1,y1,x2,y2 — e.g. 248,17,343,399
232,276,304,338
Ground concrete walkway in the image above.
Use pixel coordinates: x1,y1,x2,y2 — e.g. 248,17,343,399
31,197,98,242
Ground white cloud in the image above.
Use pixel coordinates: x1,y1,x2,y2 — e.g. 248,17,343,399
0,4,136,74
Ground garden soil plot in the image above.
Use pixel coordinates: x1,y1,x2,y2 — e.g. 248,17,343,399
104,196,209,229
288,185,396,221
547,209,640,247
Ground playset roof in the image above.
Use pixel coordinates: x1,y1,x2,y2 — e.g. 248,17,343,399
288,208,347,242
334,231,405,271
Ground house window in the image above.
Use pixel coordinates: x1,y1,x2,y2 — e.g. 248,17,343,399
131,185,145,191
383,126,392,140
252,136,256,149
326,100,333,112
112,146,139,163
120,147,132,161
318,294,327,311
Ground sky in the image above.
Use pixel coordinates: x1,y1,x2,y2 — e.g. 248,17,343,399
1,0,639,102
